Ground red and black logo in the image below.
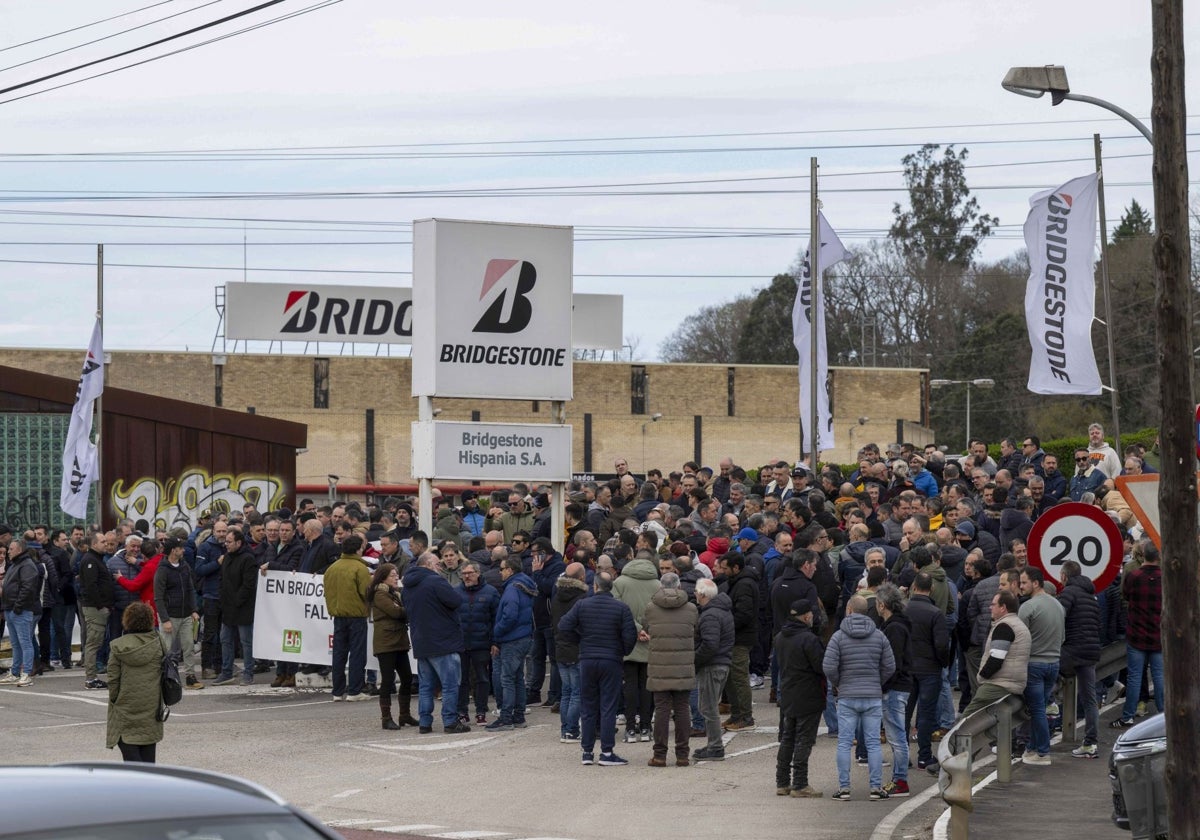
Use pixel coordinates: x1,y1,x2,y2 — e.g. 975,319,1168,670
473,259,536,333
280,290,411,337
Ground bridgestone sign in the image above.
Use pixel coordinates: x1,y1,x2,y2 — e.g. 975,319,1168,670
222,283,620,350
411,421,572,482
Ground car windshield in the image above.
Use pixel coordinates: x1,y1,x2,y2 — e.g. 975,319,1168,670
16,815,333,840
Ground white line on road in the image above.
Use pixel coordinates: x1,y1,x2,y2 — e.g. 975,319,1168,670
726,741,779,758
0,689,107,707
374,825,443,833
26,720,104,731
171,699,332,717
325,818,387,827
428,831,511,839
330,788,362,799
344,736,497,751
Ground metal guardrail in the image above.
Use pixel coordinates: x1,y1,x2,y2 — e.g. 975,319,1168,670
936,640,1128,839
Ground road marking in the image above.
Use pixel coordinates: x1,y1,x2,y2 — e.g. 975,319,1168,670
428,832,510,839
170,699,333,717
374,825,443,833
726,741,779,758
0,689,107,707
330,788,362,799
345,736,497,752
324,818,387,827
26,720,105,731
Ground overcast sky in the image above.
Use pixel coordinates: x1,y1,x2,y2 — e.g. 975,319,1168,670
0,1,1188,359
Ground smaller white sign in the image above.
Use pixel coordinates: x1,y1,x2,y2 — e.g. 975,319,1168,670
412,421,572,482
252,571,379,667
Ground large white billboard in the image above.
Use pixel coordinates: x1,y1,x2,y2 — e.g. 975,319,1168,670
411,219,574,400
411,421,572,482
223,282,619,350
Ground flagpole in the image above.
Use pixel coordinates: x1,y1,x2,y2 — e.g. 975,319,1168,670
1094,134,1121,455
808,157,820,467
96,244,104,528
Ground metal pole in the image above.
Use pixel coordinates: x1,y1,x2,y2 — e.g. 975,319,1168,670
417,396,434,540
964,383,971,453
808,157,820,466
95,244,104,529
551,400,566,555
1094,133,1121,456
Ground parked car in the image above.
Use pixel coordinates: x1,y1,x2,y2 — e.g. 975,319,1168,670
1110,712,1168,839
0,762,344,839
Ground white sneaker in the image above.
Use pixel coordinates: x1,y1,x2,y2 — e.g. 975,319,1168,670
16,674,33,687
345,692,371,702
0,673,20,685
50,660,62,668
1045,703,1060,717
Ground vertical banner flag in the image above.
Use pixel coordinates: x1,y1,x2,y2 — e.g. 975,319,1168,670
60,319,103,519
792,212,847,453
1024,173,1103,395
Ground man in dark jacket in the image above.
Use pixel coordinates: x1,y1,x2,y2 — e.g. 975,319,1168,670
1058,560,1102,757
876,584,913,797
78,532,115,689
403,552,470,734
214,527,258,687
47,529,76,671
488,555,536,731
774,598,827,798
720,552,759,730
194,518,228,680
456,561,498,725
550,562,589,741
153,537,203,689
527,538,565,707
906,572,950,770
693,578,735,761
1,538,43,686
557,571,637,766
299,519,339,576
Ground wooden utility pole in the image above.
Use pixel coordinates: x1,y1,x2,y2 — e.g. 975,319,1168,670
1149,2,1198,837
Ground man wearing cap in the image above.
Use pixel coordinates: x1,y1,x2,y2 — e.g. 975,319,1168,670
154,537,204,689
455,491,484,539
955,519,1000,567
529,494,553,543
783,465,813,504
527,537,565,707
775,598,826,797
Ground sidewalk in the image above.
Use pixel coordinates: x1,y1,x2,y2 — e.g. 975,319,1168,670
946,708,1123,840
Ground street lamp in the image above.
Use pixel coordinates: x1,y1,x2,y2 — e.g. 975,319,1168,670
930,378,994,451
1001,64,1150,459
641,413,662,473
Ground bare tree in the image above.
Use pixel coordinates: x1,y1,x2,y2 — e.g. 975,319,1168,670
659,294,755,363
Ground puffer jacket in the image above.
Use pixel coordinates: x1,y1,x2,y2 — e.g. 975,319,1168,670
698,536,730,572
770,562,820,634
532,550,566,630
726,567,760,648
1058,574,1102,673
612,557,661,663
550,576,589,664
694,591,735,669
905,593,950,675
401,564,464,659
457,580,500,651
556,591,637,663
1,551,43,614
370,583,410,654
822,612,895,699
433,507,462,548
967,574,1002,648
493,571,537,644
106,631,164,749
643,588,698,692
881,611,914,693
193,534,224,599
775,619,826,717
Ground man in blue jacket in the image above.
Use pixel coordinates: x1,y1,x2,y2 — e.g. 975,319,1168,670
488,555,537,731
557,571,638,767
527,537,565,708
402,552,470,734
456,562,499,725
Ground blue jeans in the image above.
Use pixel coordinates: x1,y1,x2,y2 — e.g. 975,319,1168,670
836,696,884,790
1122,646,1164,721
689,685,704,730
580,658,623,754
417,653,462,728
331,616,367,697
824,682,838,733
558,661,581,737
913,672,942,764
883,689,910,783
498,636,532,723
5,610,35,676
938,667,957,729
220,623,254,681
1023,661,1059,756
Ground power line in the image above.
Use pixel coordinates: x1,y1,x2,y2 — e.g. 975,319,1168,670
0,1,177,54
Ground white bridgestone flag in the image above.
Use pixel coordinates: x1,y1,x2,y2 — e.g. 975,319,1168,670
792,212,847,454
60,319,104,520
1024,172,1103,395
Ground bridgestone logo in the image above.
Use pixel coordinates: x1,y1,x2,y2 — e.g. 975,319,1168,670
281,290,412,338
439,344,567,366
1040,192,1073,383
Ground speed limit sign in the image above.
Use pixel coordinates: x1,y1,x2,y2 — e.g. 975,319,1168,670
1027,502,1123,591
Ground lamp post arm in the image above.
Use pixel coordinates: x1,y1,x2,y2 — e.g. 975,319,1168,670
1061,93,1153,143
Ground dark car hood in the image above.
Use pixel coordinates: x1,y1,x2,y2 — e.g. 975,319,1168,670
1117,712,1165,745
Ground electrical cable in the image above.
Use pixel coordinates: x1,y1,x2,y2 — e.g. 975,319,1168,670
0,0,177,54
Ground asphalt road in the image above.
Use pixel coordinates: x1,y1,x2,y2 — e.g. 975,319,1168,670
2,668,952,840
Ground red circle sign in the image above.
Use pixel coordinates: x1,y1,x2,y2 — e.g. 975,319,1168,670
1027,502,1123,592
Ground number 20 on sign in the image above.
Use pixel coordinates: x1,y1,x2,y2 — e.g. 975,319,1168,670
1027,502,1124,591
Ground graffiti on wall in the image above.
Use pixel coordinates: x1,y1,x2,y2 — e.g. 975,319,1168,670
111,468,286,531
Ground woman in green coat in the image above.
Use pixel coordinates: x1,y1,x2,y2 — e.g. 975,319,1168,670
106,601,164,762
370,563,417,730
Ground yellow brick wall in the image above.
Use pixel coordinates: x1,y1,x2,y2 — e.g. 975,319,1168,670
0,349,929,480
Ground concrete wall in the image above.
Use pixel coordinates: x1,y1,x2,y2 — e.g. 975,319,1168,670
0,349,930,482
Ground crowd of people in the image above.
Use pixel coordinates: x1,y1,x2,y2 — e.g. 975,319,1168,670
0,421,1159,783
